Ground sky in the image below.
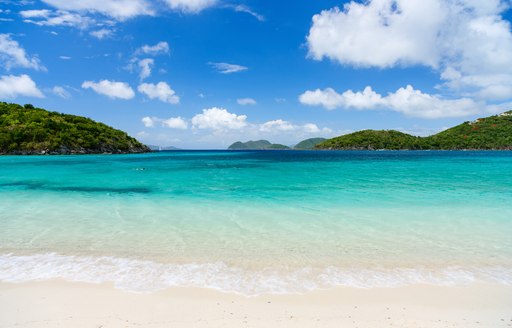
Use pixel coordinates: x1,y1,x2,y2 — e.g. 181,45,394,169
1,0,512,149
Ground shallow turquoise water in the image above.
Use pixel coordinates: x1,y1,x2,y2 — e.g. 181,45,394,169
0,151,511,294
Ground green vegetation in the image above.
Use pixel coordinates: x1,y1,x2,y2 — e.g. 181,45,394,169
228,140,290,150
426,112,512,149
317,130,423,150
316,111,512,150
293,138,327,150
0,102,150,155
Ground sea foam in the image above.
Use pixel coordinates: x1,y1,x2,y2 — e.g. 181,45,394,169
0,253,511,296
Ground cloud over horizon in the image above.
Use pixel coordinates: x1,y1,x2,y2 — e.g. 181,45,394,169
306,0,512,108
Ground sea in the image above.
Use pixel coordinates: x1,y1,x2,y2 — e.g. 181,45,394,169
0,150,511,295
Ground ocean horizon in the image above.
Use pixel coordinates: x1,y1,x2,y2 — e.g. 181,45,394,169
1,150,511,295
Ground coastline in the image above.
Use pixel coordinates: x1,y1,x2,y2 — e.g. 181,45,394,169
1,281,511,328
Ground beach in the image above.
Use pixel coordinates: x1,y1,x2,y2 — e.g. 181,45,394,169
1,281,511,328
1,151,511,326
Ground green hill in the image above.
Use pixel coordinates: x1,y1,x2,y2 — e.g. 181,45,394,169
316,111,512,150
228,140,290,150
0,102,150,155
317,130,423,150
293,138,326,150
426,112,512,149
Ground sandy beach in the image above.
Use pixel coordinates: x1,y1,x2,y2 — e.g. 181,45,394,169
1,281,511,328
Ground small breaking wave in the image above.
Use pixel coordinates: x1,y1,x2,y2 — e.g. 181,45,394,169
0,253,511,296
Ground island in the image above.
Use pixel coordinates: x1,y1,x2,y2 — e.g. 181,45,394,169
228,140,290,150
317,111,512,150
0,102,150,155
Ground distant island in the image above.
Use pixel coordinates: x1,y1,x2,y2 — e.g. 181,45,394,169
228,138,327,150
0,102,150,155
316,111,512,150
228,140,290,150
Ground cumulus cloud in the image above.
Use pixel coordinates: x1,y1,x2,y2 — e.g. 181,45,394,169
136,41,170,56
90,28,113,39
237,97,256,106
299,85,480,119
82,80,134,99
259,119,331,135
141,116,155,127
141,116,188,129
162,117,188,129
192,107,247,130
209,62,248,74
0,34,45,71
163,0,217,13
259,119,295,132
306,0,512,102
307,1,442,68
20,9,91,28
41,0,154,20
52,86,71,98
299,88,346,110
137,82,179,104
0,74,44,99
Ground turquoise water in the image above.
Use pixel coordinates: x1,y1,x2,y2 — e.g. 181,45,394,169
0,151,511,294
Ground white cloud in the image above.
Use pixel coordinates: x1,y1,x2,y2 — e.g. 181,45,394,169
19,9,52,18
141,116,155,127
0,74,44,99
385,85,480,119
164,0,217,13
303,123,321,134
259,119,295,132
306,0,512,102
137,58,154,80
299,85,480,119
21,9,92,29
237,97,256,106
138,82,179,104
192,107,247,130
0,34,44,71
299,88,346,110
307,1,442,68
299,86,385,110
41,0,154,20
141,116,188,129
209,62,248,74
231,4,264,21
136,41,170,56
82,80,134,99
52,86,71,98
162,117,188,129
259,119,331,135
59,56,71,60
90,28,113,39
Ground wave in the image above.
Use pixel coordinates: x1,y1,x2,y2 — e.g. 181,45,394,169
0,253,511,296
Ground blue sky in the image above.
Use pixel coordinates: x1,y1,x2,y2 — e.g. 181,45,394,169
1,0,512,148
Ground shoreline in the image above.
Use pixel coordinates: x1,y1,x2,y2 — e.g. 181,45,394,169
1,281,511,327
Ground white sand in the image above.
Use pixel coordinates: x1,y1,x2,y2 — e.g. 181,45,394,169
0,281,511,328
